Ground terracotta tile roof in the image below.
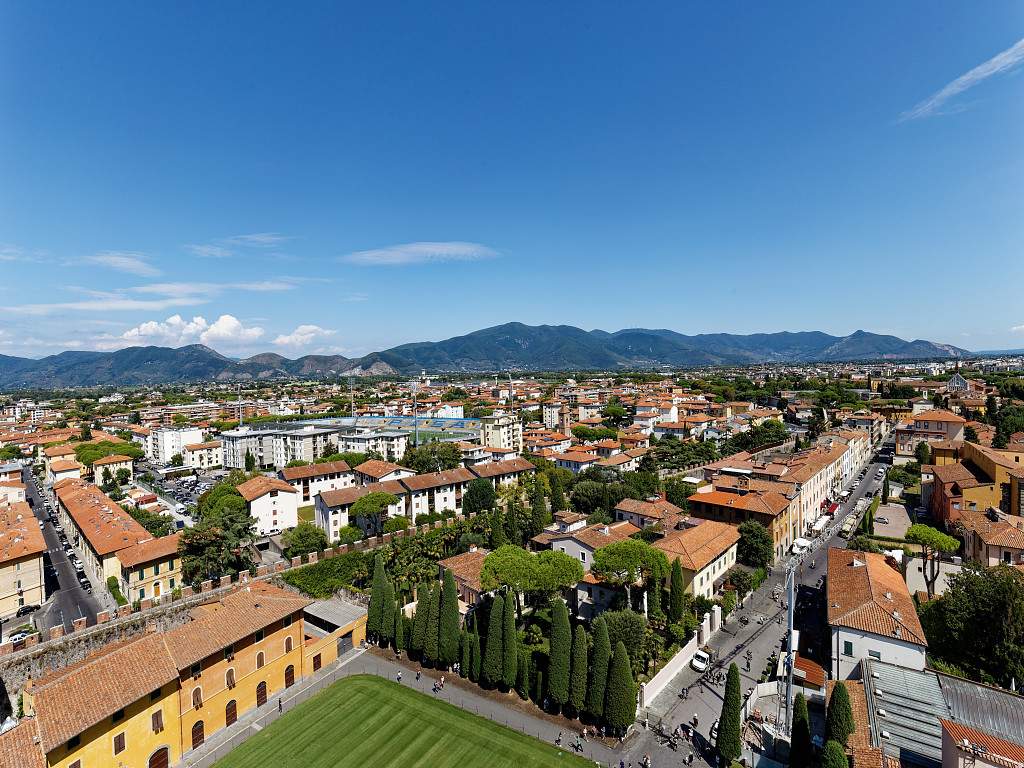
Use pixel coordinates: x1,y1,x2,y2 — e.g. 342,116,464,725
549,520,639,550
354,459,411,479
30,633,179,754
439,548,489,592
115,533,181,568
826,548,926,646
91,453,132,466
42,444,76,458
828,679,873,752
0,718,45,768
0,501,47,564
163,582,310,670
236,475,296,502
55,480,150,557
400,467,476,492
183,440,222,451
793,653,826,689
654,519,739,572
280,460,352,481
615,497,683,521
49,459,83,473
914,409,967,424
319,480,406,508
932,462,984,489
958,509,1024,549
940,719,1024,768
468,457,536,478
553,451,601,464
691,489,791,517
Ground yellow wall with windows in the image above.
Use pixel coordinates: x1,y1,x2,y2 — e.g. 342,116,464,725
176,614,304,755
39,684,181,768
301,615,366,678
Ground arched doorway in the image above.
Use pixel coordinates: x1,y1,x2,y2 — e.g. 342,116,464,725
191,720,205,750
285,665,295,688
149,747,169,768
225,699,237,727
256,681,268,707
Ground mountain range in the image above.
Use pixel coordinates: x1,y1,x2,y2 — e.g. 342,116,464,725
0,323,970,387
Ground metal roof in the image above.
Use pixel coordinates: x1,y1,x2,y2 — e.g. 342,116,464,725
939,673,1024,746
863,659,948,768
304,598,367,630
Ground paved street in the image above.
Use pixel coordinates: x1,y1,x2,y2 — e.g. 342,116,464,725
14,467,101,637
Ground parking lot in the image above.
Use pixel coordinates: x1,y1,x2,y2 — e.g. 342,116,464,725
872,503,912,539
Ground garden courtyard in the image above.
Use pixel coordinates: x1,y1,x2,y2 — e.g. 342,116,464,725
212,674,594,768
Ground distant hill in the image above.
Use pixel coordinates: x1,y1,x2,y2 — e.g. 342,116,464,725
0,324,970,387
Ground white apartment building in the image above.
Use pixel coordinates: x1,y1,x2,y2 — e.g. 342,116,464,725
147,426,205,464
236,476,298,535
182,440,223,471
481,414,523,454
337,429,409,461
279,460,355,506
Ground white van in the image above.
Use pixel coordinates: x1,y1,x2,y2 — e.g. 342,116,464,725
691,649,711,672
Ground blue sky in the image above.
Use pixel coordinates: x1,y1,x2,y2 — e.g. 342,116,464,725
1,2,1022,359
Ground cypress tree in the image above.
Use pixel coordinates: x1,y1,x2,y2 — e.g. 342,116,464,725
586,616,611,719
490,510,508,548
379,578,395,645
549,473,566,512
439,569,460,668
367,554,386,638
533,667,544,705
647,576,664,622
393,603,405,653
410,585,429,657
826,681,856,746
460,629,471,677
547,599,571,708
669,559,685,623
791,692,812,768
568,624,589,716
482,594,505,687
516,646,531,700
423,582,441,666
505,498,523,546
501,589,518,689
716,663,742,764
604,641,636,734
530,484,548,537
470,632,482,682
823,740,849,768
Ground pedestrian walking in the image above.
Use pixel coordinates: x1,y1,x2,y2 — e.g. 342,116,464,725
397,670,402,683
555,731,562,746
278,698,282,713
440,674,445,689
416,668,421,681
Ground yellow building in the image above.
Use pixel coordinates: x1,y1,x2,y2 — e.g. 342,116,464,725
115,533,182,603
10,583,367,768
931,441,1024,526
0,500,47,617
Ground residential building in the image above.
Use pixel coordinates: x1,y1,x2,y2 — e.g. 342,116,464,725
236,476,298,535
554,451,601,474
316,480,408,538
42,444,77,476
613,497,684,530
148,426,205,464
91,453,133,484
546,520,639,619
464,456,535,487
481,413,523,454
48,459,84,485
401,467,476,522
895,410,967,460
182,440,223,471
279,460,354,506
688,488,794,561
930,441,1024,526
438,546,490,609
353,459,415,485
0,500,46,617
115,533,182,602
653,518,739,599
336,428,409,461
956,508,1024,567
827,547,927,679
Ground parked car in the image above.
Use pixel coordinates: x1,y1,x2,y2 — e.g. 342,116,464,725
15,604,39,617
710,720,719,741
78,576,92,591
876,516,890,525
691,649,711,672
7,631,30,644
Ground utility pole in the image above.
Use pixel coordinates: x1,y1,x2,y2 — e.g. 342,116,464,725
411,381,419,447
349,376,355,418
237,384,243,427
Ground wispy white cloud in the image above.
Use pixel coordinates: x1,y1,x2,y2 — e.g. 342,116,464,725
118,314,264,348
900,36,1024,121
273,324,336,347
1011,323,1024,334
84,251,162,277
10,296,206,316
132,279,299,296
0,243,46,263
342,241,498,266
224,232,291,248
185,243,233,258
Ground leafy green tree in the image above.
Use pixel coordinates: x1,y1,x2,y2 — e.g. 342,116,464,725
460,630,471,677
826,680,855,746
439,569,460,668
393,603,405,653
669,558,686,623
882,475,890,502
367,554,387,638
410,586,429,657
570,480,610,517
179,489,256,583
549,473,567,513
115,467,131,486
516,646,531,700
602,609,647,663
738,519,774,568
282,521,328,558
489,509,508,548
79,423,92,441
532,668,544,705
591,538,668,612
463,478,497,515
351,491,400,536
244,450,256,472
664,478,696,509
501,590,518,689
568,624,589,715
915,441,932,465
335,525,364,546
547,598,571,708
602,401,630,429
402,441,462,474
716,663,742,764
423,581,441,665
529,483,548,538
470,632,482,682
906,524,960,599
481,545,533,615
531,550,585,603
587,616,611,719
482,594,505,688
603,641,636,734
823,740,849,768
965,424,980,443
379,578,396,646
791,692,812,768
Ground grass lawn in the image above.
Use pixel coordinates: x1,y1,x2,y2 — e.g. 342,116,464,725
213,675,592,768
297,504,315,523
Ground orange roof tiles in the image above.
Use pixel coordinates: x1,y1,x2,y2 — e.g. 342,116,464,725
654,519,739,572
115,533,181,568
354,459,411,479
55,480,150,557
236,475,296,501
280,459,351,481
0,501,47,565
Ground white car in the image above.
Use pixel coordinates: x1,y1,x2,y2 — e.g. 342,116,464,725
691,649,711,672
7,631,30,644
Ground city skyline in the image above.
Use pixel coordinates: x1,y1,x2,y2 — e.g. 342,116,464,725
2,2,1022,359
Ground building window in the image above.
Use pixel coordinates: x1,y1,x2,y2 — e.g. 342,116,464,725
224,644,234,661
256,651,265,669
226,668,236,689
254,629,264,642
190,662,201,678
112,708,125,723
868,650,881,660
113,732,126,755
67,735,80,751
150,687,162,701
192,687,203,709
283,614,293,628
69,762,81,768
152,710,164,733
285,636,293,653
842,640,854,657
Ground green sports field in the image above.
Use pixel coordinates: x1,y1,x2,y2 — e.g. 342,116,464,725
212,675,593,768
